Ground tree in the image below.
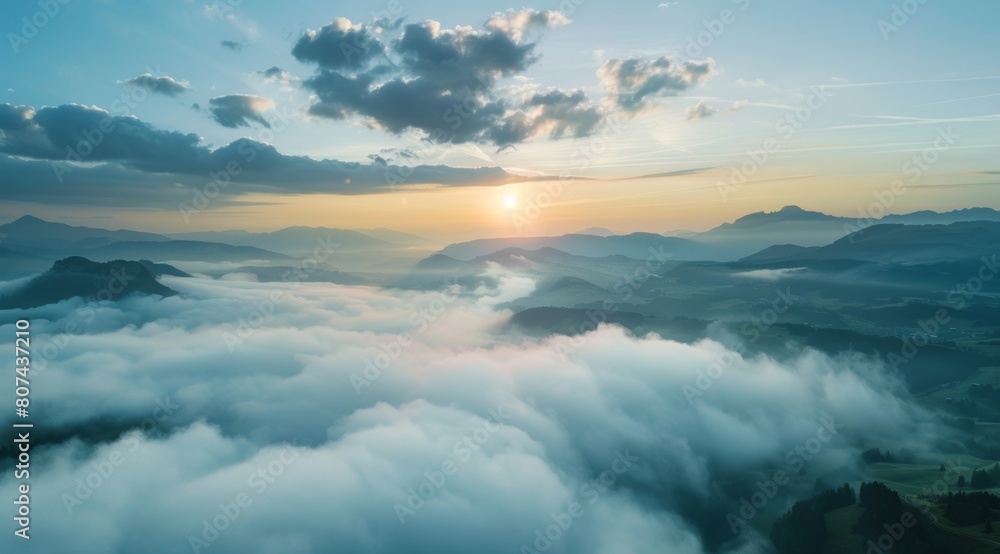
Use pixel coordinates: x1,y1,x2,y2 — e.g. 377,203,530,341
972,469,995,489
959,474,967,488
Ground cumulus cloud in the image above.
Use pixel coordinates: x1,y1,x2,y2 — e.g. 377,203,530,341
118,73,191,96
599,56,716,114
291,17,386,70
685,101,716,121
723,99,749,115
295,12,603,147
686,100,747,121
208,94,276,128
484,8,570,41
489,89,603,145
0,271,955,553
258,66,297,84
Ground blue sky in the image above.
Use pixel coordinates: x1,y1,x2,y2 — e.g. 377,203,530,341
1,0,998,237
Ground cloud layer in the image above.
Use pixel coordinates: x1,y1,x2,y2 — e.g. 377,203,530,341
0,103,517,207
0,273,953,554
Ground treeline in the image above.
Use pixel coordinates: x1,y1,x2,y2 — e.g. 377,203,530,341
941,462,1000,489
771,482,951,553
856,482,937,552
862,448,896,464
939,490,1000,528
769,484,854,553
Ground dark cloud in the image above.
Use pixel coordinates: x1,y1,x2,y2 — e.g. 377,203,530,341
118,73,191,97
297,11,599,147
0,103,34,130
220,39,243,51
291,18,386,70
207,95,275,128
488,89,602,145
258,66,297,84
0,103,203,168
0,103,519,208
600,56,716,114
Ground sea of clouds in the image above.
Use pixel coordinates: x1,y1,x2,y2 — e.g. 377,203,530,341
0,271,952,553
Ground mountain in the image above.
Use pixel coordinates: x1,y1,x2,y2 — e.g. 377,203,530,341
695,205,1000,258
401,246,682,292
168,226,397,255
510,307,644,334
84,241,292,263
575,227,617,237
138,260,193,278
883,207,1000,225
354,228,438,247
741,221,1000,265
0,246,54,280
694,206,850,256
228,266,366,285
0,257,179,309
0,215,169,250
436,233,734,262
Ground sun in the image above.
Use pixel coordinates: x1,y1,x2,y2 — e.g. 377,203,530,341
503,194,517,210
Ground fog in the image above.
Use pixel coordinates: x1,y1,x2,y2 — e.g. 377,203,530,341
0,273,951,553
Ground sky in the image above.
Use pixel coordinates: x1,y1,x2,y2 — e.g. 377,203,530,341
1,0,998,240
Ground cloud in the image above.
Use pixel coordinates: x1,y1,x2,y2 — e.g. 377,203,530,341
207,95,275,128
599,56,716,114
488,89,603,145
0,102,521,208
484,8,570,41
296,11,602,147
220,39,243,51
723,99,748,115
685,100,747,121
0,274,952,553
685,101,716,121
118,73,191,97
291,17,386,70
258,66,297,84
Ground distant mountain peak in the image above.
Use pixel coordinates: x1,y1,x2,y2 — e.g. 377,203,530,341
12,215,46,223
778,205,806,213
